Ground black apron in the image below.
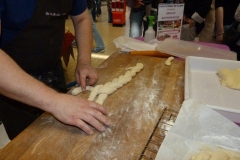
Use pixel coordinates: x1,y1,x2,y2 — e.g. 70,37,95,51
0,0,73,140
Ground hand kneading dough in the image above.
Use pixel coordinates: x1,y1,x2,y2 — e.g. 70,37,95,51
71,63,144,105
217,68,240,90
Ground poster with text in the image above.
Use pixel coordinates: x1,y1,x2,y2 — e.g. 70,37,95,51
157,4,184,41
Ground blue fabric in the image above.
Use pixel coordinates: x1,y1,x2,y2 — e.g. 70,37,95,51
129,8,146,38
89,9,104,49
96,0,102,14
70,0,87,16
0,0,86,46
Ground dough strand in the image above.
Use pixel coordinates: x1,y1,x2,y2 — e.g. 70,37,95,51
88,85,103,101
89,63,144,104
71,86,93,95
165,56,174,66
71,63,144,105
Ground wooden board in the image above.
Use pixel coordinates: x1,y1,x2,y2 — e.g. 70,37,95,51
0,53,185,159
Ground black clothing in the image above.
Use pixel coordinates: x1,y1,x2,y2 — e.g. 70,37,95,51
0,0,71,140
184,0,212,34
1,1,72,75
184,0,212,20
215,0,240,26
87,0,94,10
0,60,66,140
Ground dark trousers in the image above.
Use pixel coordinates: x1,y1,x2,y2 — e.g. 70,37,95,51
229,43,240,61
92,0,97,20
0,60,67,140
221,21,240,61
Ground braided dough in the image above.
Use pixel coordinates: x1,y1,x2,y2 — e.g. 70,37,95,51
88,63,144,105
71,86,93,95
71,63,144,105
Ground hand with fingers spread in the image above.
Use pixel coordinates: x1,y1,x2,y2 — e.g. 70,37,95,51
49,93,111,135
0,49,110,136
75,62,98,91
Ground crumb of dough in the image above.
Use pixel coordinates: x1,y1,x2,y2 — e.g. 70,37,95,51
165,56,174,66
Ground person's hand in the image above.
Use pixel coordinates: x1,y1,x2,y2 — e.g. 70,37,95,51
75,62,98,90
183,16,195,29
133,0,144,8
49,93,111,135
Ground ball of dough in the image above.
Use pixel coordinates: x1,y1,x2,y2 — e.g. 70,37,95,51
195,151,212,160
191,151,212,160
210,151,230,160
217,68,240,90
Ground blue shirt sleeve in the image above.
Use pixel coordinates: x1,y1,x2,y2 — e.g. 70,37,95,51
70,0,87,16
0,0,4,19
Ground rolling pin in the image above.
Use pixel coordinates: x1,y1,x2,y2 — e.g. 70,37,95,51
129,50,172,58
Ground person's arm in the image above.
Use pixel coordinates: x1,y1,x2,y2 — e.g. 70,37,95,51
215,6,224,43
235,3,240,22
71,9,98,91
0,49,110,135
215,0,225,43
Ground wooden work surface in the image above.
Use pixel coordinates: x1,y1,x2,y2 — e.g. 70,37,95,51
0,53,185,160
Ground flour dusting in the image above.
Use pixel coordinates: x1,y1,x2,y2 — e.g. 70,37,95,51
40,116,54,125
83,60,184,159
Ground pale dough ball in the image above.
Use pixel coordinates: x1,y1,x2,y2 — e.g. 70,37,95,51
191,149,240,160
224,150,240,159
217,68,240,90
191,151,212,160
210,151,230,160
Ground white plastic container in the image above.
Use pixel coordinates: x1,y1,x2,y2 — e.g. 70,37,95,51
185,56,240,123
144,16,155,43
144,26,155,43
156,38,237,60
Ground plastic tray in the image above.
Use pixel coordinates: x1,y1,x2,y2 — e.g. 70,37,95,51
185,56,240,123
155,38,237,60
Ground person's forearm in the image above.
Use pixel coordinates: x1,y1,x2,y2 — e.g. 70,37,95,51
71,9,93,65
0,49,110,134
0,49,58,113
235,3,240,22
215,7,224,34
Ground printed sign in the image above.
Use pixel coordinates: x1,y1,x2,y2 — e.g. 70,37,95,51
157,3,184,41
